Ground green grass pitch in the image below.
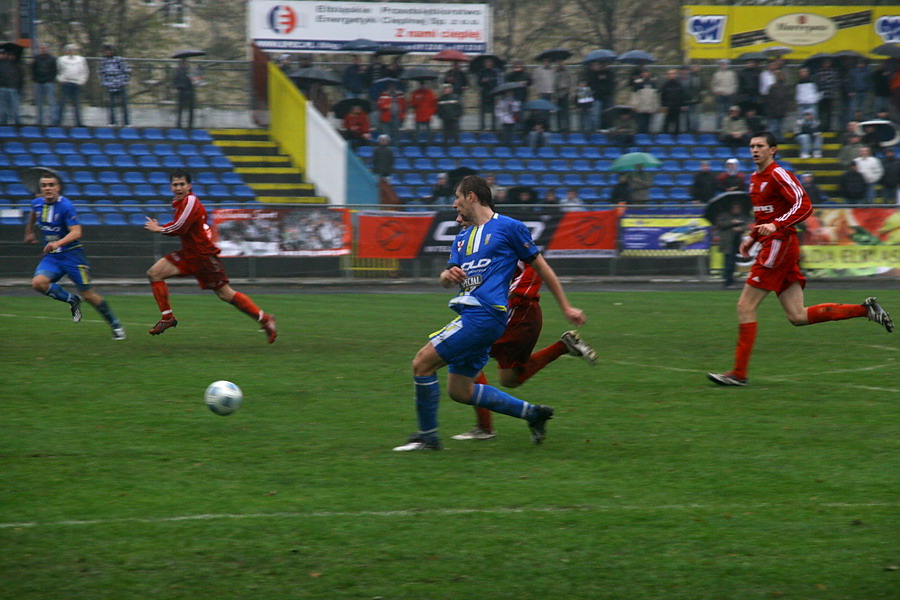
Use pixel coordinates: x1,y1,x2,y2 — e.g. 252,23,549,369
1,288,897,599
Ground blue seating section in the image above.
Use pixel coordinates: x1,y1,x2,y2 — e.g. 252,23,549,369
0,126,254,222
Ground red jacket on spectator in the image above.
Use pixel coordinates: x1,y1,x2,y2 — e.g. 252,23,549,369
410,87,437,123
377,90,406,124
343,109,371,136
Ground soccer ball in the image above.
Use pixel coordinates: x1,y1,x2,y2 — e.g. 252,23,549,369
204,380,243,416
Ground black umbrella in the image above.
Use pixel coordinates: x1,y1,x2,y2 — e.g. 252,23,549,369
857,120,899,147
872,43,900,59
737,51,769,62
399,67,439,81
448,166,478,190
469,54,505,74
375,45,408,56
583,49,617,64
333,98,372,119
703,191,751,225
21,167,64,196
0,41,23,59
288,67,341,86
536,48,572,62
490,81,526,96
171,48,206,59
371,77,405,96
616,50,657,64
762,46,792,57
803,52,838,69
507,186,538,204
602,105,635,118
342,39,381,52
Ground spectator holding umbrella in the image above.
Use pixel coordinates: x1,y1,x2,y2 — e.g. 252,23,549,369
690,160,718,203
442,61,469,96
842,58,870,125
812,57,840,131
342,54,367,99
659,68,686,135
765,70,792,140
574,79,594,132
794,67,820,120
505,60,531,104
585,60,615,130
532,58,555,101
495,90,519,146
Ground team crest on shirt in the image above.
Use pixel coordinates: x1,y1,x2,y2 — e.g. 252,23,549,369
456,240,464,251
761,182,768,191
485,234,491,245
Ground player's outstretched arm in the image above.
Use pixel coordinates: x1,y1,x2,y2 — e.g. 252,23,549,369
529,254,586,326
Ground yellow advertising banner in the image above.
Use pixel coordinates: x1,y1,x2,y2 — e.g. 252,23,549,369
683,5,900,60
800,245,900,270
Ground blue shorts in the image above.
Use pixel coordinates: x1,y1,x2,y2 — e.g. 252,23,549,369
429,306,507,378
34,248,94,291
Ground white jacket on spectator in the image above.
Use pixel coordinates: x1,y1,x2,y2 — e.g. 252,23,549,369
57,53,89,86
795,80,820,105
855,155,884,184
711,69,737,97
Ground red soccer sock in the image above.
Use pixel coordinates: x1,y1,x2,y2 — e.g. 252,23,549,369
230,292,264,321
732,322,758,381
515,341,568,385
806,303,867,324
474,372,493,432
150,281,173,318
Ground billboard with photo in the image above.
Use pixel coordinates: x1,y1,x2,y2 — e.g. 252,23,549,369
212,207,352,257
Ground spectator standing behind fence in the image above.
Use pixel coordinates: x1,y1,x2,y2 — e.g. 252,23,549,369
660,68,685,136
711,59,737,127
855,147,883,203
871,60,891,115
842,59,869,125
533,58,555,102
679,64,702,133
31,43,56,126
409,81,436,146
838,161,867,204
719,105,749,148
716,200,750,289
98,44,131,127
505,60,531,105
794,111,823,159
55,44,88,127
690,160,718,203
794,67,819,120
372,134,394,181
737,59,761,111
608,110,636,150
0,49,23,126
173,58,195,129
383,56,404,80
559,188,585,211
476,57,501,131
364,55,385,101
630,68,659,134
495,91,519,146
765,70,791,140
442,61,469,97
586,61,614,131
437,83,462,146
342,105,371,149
554,60,572,133
812,58,840,131
574,79,594,132
801,173,827,205
838,132,863,167
342,54,367,99
879,147,898,204
376,82,406,142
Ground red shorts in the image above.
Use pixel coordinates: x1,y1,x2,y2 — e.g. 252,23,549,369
165,251,230,291
747,234,806,295
490,300,542,369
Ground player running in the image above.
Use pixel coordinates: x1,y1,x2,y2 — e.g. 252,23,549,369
25,169,125,340
143,169,277,343
393,175,587,451
451,214,597,441
707,132,892,387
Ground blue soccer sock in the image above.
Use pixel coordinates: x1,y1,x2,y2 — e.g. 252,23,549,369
472,384,535,420
414,374,441,439
94,300,120,328
44,283,74,303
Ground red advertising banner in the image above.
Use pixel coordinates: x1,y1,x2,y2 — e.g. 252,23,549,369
212,207,351,257
357,211,436,259
544,210,619,258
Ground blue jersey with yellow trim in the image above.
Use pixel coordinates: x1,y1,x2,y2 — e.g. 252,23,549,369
30,196,83,252
448,213,539,317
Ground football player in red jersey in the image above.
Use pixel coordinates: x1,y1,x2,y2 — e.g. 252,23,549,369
451,215,597,441
707,132,892,387
143,169,277,343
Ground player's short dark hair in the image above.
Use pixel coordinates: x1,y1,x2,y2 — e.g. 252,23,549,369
751,131,778,148
456,175,494,209
170,169,192,183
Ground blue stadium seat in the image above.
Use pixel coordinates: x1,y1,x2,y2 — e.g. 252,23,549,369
676,133,695,145
36,154,62,168
204,146,226,159
394,185,415,199
563,173,584,186
148,171,169,185
190,130,214,142
87,155,111,168
69,127,90,140
54,142,77,156
94,127,116,140
504,159,526,171
153,144,176,156
105,142,128,155
549,159,568,172
668,147,690,159
653,174,674,186
567,133,588,145
356,145,374,158
412,158,433,171
138,155,162,169
537,147,557,159
0,125,17,137
648,187,668,201
196,172,220,185
44,126,67,139
220,172,244,185
0,154,9,166
392,158,410,171
593,159,612,171
402,173,425,186
207,184,230,198
683,159,701,171
519,173,538,186
494,146,513,159
176,143,196,156
692,147,712,160
167,129,190,141
585,173,607,186
7,183,30,197
698,134,717,145
425,146,444,158
187,156,209,170
713,147,733,160
581,147,601,160
559,146,580,159
13,155,36,168
602,147,620,159
634,133,652,146
571,159,592,172
103,212,127,225
128,212,147,225
466,146,487,159
233,185,256,199
514,147,534,159
29,141,52,154
447,146,468,159
4,140,25,153
78,212,101,225
402,146,422,158
540,173,562,187
98,171,121,185
19,126,42,138
580,187,599,201
435,158,455,171
73,171,96,184
119,127,140,140
134,184,157,199
143,128,165,140
107,183,131,197
123,171,147,185
64,183,82,196
655,134,675,145
496,173,516,186
669,187,691,201
675,174,694,186
114,155,137,168
478,132,499,144
129,143,151,156
0,169,19,183
162,156,186,169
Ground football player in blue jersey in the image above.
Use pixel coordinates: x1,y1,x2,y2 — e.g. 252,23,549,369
393,175,587,451
24,171,125,340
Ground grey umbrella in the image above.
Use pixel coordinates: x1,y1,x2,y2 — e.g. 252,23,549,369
171,49,206,59
872,43,900,58
490,81,527,96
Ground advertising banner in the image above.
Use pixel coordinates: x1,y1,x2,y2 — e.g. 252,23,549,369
357,210,436,259
249,1,491,54
619,216,711,256
544,210,618,258
683,5,900,60
415,209,558,256
212,207,351,257
798,207,900,277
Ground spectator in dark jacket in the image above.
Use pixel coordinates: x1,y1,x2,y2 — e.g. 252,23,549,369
372,134,394,180
842,59,869,125
871,60,891,115
801,173,827,204
173,58,195,129
691,161,718,203
505,60,531,104
0,49,24,126
476,58,501,131
812,58,840,131
585,60,615,130
879,147,899,203
660,69,686,135
436,83,462,146
31,42,57,126
342,54,367,99
838,162,867,204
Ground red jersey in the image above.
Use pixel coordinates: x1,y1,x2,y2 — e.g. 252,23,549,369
508,261,542,306
748,161,812,241
160,193,219,256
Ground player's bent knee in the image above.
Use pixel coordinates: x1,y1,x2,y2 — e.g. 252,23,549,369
31,277,49,293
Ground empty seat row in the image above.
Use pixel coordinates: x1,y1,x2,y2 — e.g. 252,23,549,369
0,169,242,187
2,154,233,171
3,141,226,158
0,182,255,202
0,125,214,143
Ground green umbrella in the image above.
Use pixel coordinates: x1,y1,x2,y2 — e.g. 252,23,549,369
610,152,661,171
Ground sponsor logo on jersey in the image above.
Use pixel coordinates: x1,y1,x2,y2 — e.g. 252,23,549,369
754,205,774,213
460,257,491,271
